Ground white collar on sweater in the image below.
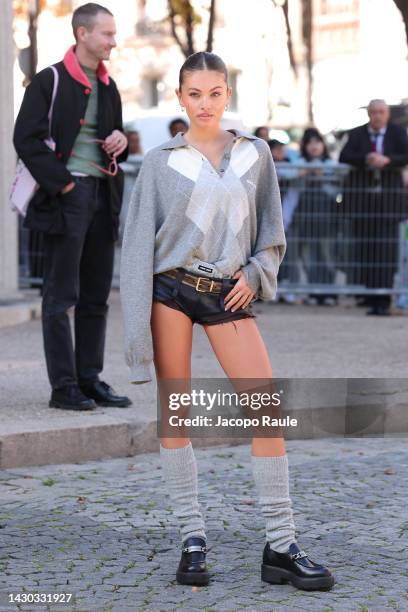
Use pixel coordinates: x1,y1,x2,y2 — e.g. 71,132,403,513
158,128,258,151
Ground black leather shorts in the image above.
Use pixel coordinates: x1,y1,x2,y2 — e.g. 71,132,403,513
152,268,256,326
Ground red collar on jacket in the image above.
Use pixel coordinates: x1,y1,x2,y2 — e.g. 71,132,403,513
63,45,110,88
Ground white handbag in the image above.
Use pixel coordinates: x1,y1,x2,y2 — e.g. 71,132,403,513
10,65,59,217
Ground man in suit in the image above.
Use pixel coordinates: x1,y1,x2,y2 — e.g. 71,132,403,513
339,99,408,315
14,3,132,409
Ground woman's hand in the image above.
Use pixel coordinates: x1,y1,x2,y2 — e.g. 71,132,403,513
224,270,255,312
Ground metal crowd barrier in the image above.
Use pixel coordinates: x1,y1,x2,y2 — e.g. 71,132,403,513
18,160,408,303
275,161,408,302
18,219,44,289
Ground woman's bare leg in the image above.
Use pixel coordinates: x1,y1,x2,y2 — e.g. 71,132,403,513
152,301,207,548
205,318,297,553
151,301,193,449
203,318,286,457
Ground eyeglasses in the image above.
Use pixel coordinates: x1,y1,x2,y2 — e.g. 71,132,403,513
71,138,118,177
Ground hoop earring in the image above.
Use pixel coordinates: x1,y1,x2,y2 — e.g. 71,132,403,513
225,105,229,110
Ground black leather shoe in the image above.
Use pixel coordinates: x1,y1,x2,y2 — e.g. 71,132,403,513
262,542,335,591
80,381,132,408
176,537,209,586
49,384,97,411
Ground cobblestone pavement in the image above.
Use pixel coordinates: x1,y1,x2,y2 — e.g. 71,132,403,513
0,437,407,612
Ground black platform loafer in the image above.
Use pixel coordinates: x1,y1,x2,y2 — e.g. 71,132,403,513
49,384,97,411
262,542,335,591
80,381,132,408
176,537,209,586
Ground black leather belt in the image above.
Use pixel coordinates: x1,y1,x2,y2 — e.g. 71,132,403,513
162,269,230,294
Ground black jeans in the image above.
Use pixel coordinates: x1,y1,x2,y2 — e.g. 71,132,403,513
42,177,114,389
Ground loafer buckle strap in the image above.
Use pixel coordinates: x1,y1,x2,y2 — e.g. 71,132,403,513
182,545,207,554
291,550,308,561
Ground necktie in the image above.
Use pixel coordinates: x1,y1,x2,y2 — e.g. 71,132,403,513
370,132,380,153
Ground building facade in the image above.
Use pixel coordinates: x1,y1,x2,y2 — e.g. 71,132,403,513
312,0,408,132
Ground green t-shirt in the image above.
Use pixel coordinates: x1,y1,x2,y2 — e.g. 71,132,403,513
67,65,104,178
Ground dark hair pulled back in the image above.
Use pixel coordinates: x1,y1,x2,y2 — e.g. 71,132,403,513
179,51,228,89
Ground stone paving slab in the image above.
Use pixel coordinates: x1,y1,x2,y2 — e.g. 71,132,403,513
0,437,407,611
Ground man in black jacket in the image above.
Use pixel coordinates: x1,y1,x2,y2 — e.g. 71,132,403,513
14,3,131,410
339,99,408,315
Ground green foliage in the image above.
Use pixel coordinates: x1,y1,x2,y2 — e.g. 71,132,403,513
169,0,202,26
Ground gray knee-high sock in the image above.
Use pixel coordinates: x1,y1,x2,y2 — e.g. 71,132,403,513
251,454,297,553
159,442,206,544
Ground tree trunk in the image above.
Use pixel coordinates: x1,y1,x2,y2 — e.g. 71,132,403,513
282,0,297,77
168,0,217,57
206,0,216,52
185,2,195,56
26,0,40,86
168,0,189,57
302,0,313,124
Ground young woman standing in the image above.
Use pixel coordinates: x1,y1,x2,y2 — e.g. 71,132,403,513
121,52,335,592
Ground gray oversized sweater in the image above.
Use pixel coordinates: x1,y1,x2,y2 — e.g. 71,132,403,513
120,129,286,384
